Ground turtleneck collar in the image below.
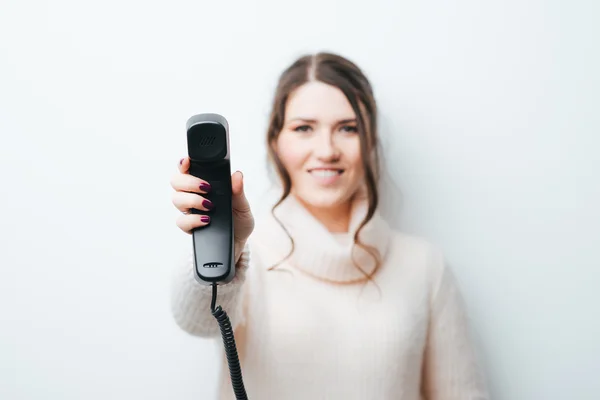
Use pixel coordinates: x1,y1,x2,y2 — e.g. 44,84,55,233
251,189,392,284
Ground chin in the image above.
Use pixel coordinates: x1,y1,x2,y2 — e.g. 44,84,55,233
293,188,354,210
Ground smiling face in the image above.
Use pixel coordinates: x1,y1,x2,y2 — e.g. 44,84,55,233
274,81,365,213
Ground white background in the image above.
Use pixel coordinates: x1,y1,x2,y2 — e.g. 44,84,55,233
1,1,599,399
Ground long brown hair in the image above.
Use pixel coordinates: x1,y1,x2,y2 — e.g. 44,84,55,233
266,52,382,284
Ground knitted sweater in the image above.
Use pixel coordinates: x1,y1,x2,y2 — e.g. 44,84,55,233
170,192,489,399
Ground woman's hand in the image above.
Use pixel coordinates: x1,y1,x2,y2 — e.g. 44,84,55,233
170,157,255,264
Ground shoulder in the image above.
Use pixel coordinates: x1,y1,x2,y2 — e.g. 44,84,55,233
384,229,448,292
387,229,445,266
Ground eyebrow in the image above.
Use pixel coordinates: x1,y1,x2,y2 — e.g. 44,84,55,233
286,117,357,124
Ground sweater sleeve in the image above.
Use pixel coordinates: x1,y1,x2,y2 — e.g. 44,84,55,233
170,244,250,337
421,249,490,400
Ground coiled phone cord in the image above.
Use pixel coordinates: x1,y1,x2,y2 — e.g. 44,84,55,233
211,282,248,400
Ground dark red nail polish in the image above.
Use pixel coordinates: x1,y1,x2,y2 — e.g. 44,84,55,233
200,183,211,192
179,158,184,165
200,215,210,223
202,199,214,210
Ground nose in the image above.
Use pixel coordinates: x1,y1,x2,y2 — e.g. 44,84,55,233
314,129,340,161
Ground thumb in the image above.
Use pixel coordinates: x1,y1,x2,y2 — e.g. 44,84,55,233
231,171,250,213
178,156,190,173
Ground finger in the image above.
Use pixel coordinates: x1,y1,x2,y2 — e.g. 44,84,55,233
231,170,251,213
170,172,211,194
172,191,215,213
178,157,190,174
176,213,211,234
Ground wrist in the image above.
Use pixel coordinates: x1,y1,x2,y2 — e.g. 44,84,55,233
234,239,247,264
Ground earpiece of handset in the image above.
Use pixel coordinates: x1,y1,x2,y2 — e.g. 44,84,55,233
186,113,235,285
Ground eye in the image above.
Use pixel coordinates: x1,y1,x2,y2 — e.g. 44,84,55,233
340,125,358,133
293,125,312,132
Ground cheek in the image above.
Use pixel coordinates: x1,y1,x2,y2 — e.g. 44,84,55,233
344,140,364,176
276,135,308,174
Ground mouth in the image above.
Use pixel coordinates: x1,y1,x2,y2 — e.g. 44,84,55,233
307,168,345,177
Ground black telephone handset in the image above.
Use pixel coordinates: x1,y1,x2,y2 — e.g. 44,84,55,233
186,113,235,285
185,113,248,399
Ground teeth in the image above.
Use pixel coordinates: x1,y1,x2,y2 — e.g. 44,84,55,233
311,170,340,177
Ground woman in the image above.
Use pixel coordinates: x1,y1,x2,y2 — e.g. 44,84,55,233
170,52,489,399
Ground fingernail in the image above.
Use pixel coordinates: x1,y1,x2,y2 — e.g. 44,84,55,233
179,158,184,165
200,215,210,223
199,182,211,192
202,199,214,210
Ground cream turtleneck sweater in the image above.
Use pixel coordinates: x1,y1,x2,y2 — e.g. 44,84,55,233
170,192,489,399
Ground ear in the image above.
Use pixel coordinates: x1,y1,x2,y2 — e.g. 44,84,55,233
270,136,278,152
268,136,279,161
